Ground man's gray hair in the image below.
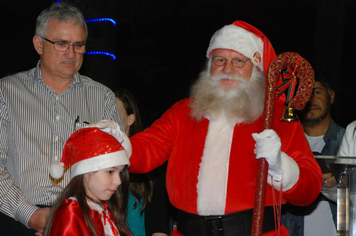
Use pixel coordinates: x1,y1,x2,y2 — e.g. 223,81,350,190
35,2,87,38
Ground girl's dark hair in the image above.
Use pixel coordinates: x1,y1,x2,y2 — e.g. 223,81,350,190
114,88,143,137
114,88,153,213
44,166,130,236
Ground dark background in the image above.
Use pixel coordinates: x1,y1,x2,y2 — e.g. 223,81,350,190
1,0,355,128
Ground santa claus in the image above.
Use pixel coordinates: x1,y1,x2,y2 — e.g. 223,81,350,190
125,21,322,236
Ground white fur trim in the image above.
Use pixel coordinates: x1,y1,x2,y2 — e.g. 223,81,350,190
50,162,65,179
197,116,234,215
122,133,132,158
71,150,129,179
206,24,264,72
267,152,300,191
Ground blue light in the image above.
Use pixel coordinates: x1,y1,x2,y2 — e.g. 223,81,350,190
54,1,116,27
85,51,116,60
55,1,116,60
85,18,116,26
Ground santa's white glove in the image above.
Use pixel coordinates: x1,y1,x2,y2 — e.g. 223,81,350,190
252,129,282,181
87,120,132,157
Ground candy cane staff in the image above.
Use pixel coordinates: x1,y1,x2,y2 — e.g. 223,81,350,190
44,120,132,236
252,51,316,236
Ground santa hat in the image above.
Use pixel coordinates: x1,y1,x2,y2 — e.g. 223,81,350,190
50,127,130,180
206,21,276,75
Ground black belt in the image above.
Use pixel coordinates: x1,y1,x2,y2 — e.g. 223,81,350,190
176,207,276,236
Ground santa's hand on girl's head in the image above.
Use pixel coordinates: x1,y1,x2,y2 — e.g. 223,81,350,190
87,120,132,157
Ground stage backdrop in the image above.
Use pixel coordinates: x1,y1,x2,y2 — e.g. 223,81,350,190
1,0,355,127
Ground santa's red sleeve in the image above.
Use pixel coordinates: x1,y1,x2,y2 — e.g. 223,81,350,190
129,99,188,173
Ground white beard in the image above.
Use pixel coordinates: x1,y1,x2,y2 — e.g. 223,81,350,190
189,65,266,124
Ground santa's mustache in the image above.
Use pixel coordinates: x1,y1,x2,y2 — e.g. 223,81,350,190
211,73,245,83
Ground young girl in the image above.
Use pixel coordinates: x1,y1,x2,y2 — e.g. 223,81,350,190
44,121,131,236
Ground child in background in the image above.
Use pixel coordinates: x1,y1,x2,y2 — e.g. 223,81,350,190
115,88,169,236
44,121,131,236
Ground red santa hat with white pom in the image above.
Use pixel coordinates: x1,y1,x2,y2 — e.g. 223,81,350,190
50,120,131,180
206,20,276,75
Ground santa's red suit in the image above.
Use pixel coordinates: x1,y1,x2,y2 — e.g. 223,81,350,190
50,198,122,236
129,20,322,236
129,97,321,236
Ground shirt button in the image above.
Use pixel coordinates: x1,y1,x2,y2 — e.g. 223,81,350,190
56,115,60,121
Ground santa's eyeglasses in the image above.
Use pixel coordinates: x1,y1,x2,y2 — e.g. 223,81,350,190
212,56,250,68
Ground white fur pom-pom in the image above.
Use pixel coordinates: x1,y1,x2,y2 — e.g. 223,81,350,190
50,162,65,179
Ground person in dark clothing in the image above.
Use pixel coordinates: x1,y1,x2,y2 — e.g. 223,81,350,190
281,75,345,236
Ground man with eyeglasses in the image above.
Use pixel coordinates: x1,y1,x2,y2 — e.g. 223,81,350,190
0,2,122,235
123,21,322,235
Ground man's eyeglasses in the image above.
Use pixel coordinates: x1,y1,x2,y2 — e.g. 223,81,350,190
212,56,250,68
42,37,86,54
